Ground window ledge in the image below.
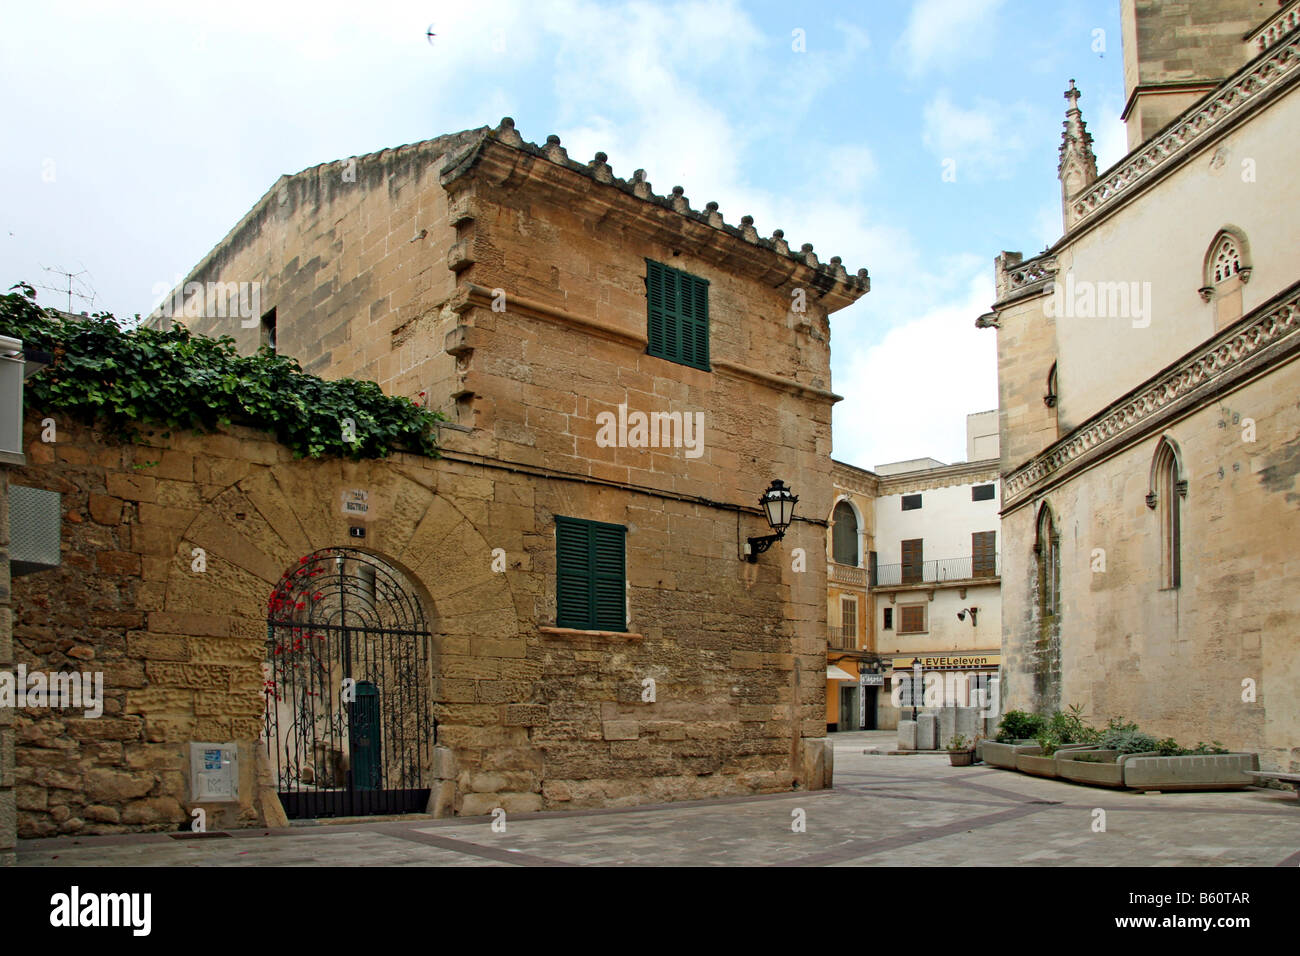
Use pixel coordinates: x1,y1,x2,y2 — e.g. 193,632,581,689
539,626,643,640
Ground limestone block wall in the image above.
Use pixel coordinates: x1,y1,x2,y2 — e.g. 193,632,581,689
1120,0,1266,149
1055,81,1300,431
992,291,1059,473
9,411,826,834
1000,358,1300,771
156,129,487,393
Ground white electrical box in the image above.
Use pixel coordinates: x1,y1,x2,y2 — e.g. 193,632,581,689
189,742,240,802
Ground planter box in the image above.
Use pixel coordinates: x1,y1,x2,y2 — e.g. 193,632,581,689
1015,743,1096,779
981,740,1039,769
949,750,975,767
1055,749,1160,788
1015,753,1059,777
1122,753,1260,791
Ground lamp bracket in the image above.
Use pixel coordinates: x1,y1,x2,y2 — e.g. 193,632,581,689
745,529,785,563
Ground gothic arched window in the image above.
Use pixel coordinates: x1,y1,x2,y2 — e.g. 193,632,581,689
1035,503,1059,619
1147,437,1185,589
1199,227,1252,302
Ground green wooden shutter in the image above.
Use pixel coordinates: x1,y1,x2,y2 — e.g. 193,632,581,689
592,524,626,630
556,517,592,628
646,261,668,359
646,260,709,370
680,271,709,369
555,516,626,631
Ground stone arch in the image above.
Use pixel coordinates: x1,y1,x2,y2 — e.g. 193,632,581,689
827,495,864,567
156,453,520,824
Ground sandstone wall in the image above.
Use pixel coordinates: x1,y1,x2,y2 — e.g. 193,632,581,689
1000,357,1300,771
10,411,826,835
158,129,487,396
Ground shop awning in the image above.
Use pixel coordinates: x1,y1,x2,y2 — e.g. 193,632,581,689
827,665,856,681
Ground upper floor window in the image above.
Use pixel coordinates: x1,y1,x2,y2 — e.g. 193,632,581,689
260,307,277,351
901,494,922,511
898,604,926,634
840,596,858,639
1211,234,1242,284
971,484,995,501
1199,227,1252,328
831,500,860,566
555,516,627,631
972,530,997,577
901,538,923,585
645,259,710,371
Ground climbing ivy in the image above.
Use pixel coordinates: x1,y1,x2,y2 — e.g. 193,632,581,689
0,282,442,459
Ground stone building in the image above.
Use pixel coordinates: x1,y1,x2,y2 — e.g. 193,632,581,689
825,412,1002,733
826,462,876,732
979,0,1300,769
7,119,869,835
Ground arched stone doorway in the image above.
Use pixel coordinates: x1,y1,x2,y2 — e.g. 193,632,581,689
263,547,434,818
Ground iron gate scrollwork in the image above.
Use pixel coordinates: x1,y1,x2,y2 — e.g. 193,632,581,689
263,548,434,818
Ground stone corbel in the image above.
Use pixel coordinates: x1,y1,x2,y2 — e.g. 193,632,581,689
1198,286,1215,303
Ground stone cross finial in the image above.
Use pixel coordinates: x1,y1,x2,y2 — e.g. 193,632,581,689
1065,78,1081,110
1058,79,1098,232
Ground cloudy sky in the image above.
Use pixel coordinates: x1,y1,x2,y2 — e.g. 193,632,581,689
1,0,1127,470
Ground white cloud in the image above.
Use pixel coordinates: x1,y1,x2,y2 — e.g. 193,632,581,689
922,91,1037,181
1089,96,1130,174
897,0,1006,76
832,266,998,470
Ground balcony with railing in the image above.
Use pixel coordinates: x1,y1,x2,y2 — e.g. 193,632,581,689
871,554,1000,588
828,624,859,650
828,562,868,587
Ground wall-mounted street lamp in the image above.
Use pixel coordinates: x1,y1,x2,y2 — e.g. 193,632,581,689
745,479,798,563
957,607,979,626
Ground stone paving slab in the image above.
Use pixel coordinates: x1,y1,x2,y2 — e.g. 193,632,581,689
14,739,1300,867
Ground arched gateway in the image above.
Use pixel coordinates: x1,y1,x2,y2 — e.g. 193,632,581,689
263,548,434,818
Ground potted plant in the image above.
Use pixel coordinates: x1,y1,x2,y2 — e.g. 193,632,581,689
947,734,976,766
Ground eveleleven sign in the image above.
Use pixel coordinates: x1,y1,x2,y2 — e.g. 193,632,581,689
891,653,1001,671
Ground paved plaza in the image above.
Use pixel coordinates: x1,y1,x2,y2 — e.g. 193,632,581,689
15,733,1300,867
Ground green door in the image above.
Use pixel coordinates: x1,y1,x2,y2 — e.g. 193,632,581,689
349,681,382,791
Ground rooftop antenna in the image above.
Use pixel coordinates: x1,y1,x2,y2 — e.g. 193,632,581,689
36,265,97,314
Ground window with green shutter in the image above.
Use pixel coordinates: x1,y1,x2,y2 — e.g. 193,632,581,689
645,259,710,371
555,516,627,631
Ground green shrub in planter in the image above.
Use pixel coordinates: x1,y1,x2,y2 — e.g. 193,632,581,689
1036,705,1101,756
995,710,1044,743
1099,718,1159,755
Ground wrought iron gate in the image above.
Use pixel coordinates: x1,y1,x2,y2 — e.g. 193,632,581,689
263,548,434,819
